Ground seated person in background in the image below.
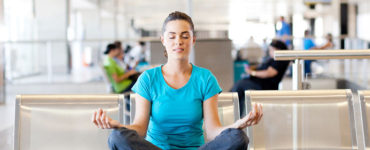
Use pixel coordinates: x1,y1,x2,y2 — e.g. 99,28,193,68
303,30,316,75
113,41,130,70
231,40,290,117
104,43,138,93
129,41,147,63
114,41,155,74
317,33,334,50
115,46,141,82
114,41,139,70
114,41,140,71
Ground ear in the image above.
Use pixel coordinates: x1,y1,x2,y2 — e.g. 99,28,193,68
160,35,165,46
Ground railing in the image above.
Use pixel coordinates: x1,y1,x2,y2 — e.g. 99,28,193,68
275,50,370,60
274,49,370,90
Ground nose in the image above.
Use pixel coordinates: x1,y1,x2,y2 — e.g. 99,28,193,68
175,36,183,46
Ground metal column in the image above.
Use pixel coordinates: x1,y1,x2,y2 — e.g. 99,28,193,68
292,59,304,90
0,44,5,104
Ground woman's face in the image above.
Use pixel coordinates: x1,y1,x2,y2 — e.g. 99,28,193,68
116,50,124,59
111,48,121,57
161,20,195,61
326,34,332,41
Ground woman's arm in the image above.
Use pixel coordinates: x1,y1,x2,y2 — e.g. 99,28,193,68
92,94,151,137
203,95,223,141
317,42,333,50
246,66,278,79
203,94,263,141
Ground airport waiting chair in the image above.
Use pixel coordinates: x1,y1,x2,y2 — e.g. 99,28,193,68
217,92,240,125
358,90,370,149
129,94,136,124
245,90,357,150
14,94,126,150
129,92,240,126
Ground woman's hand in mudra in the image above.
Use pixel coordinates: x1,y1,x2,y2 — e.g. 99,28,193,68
92,108,121,129
232,103,263,129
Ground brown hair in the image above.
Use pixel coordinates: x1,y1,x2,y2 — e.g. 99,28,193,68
161,11,194,35
162,11,195,58
114,41,122,49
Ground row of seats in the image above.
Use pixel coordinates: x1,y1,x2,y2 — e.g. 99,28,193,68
13,90,370,150
245,90,357,150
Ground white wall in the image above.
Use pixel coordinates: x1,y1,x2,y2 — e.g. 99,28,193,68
35,0,68,74
319,1,340,38
357,0,370,41
79,10,101,40
35,0,67,40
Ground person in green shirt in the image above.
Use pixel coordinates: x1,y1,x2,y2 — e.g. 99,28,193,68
104,43,138,93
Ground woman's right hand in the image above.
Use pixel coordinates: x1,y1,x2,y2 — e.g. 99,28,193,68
92,108,121,129
232,103,263,129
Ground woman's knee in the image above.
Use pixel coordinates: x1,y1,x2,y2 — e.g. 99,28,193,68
224,128,249,147
108,129,124,146
108,128,136,147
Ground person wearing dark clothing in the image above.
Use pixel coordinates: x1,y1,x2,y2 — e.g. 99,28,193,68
248,57,290,90
231,40,290,117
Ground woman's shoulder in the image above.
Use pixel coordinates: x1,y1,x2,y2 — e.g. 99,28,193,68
192,64,214,77
140,65,162,79
144,65,160,73
103,56,114,66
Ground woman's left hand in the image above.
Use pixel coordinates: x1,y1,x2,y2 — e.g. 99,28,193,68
244,66,252,74
232,103,263,129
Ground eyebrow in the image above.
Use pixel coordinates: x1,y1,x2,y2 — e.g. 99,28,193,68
168,31,190,34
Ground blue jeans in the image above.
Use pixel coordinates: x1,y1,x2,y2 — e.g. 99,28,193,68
108,127,249,150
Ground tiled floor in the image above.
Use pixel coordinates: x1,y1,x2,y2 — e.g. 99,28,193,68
0,82,107,150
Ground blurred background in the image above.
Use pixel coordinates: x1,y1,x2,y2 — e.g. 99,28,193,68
1,0,370,149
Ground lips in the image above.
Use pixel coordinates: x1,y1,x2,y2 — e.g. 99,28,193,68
173,48,184,52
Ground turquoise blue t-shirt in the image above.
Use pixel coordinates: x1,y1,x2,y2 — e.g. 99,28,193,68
131,64,222,150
